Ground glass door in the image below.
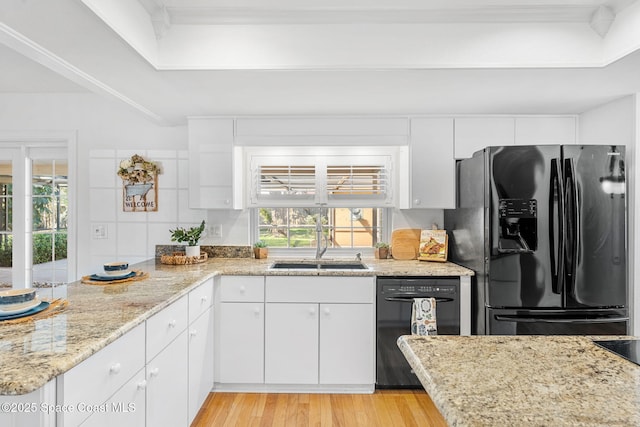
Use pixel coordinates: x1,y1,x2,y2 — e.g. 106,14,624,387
0,150,16,289
0,145,69,290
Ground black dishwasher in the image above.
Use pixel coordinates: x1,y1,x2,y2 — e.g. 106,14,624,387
376,276,460,389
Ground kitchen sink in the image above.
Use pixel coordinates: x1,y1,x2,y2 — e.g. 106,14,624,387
268,261,370,271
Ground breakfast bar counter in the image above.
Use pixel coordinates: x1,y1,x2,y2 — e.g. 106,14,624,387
397,335,640,427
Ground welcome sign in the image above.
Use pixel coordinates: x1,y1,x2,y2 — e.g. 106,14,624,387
117,154,159,212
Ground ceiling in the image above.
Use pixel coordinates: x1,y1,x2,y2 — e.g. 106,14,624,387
1,0,640,124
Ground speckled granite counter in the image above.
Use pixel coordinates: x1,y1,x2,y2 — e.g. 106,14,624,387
1,257,472,396
397,335,640,427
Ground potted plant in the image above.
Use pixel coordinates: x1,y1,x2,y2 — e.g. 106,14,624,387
253,240,268,259
374,242,390,259
170,220,206,257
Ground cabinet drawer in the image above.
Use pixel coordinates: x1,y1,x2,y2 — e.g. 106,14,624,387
266,276,374,303
146,296,188,362
189,278,213,324
219,276,264,302
61,323,145,427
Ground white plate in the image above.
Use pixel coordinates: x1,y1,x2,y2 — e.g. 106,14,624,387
0,298,41,316
93,270,134,280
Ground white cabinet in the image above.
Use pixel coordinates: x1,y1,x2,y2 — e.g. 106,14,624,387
0,380,56,427
55,279,215,427
454,117,515,159
514,116,576,145
188,117,236,209
146,332,188,427
408,117,455,208
319,303,374,385
265,303,319,384
264,276,375,389
80,370,146,427
188,279,214,424
59,323,146,427
214,276,265,384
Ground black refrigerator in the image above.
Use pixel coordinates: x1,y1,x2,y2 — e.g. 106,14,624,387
444,145,628,335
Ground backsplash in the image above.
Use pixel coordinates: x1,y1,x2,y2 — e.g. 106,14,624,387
156,245,252,258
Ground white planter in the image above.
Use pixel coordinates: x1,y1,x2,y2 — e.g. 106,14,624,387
185,245,200,258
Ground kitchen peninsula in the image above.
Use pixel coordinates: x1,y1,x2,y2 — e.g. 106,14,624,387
398,335,640,427
0,256,472,426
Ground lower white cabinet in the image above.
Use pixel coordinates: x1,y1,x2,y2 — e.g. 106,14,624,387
319,303,374,385
188,308,214,423
215,275,375,392
56,278,214,427
265,303,319,384
215,276,265,385
146,332,188,427
80,370,146,427
216,302,264,384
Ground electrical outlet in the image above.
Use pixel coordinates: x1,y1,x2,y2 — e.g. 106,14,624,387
210,224,222,238
92,224,107,239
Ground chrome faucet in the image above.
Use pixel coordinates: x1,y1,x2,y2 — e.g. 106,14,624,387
315,215,328,259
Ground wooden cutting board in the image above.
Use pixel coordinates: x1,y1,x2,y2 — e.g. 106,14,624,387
391,228,421,260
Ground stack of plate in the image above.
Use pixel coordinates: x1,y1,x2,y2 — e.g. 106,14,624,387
89,262,135,281
0,288,49,320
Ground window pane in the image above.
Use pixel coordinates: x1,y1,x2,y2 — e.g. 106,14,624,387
0,159,11,287
256,207,383,249
31,158,68,286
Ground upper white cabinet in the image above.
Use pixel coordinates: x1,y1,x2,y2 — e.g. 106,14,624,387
188,117,236,209
514,117,576,145
235,117,409,146
454,116,578,159
408,118,455,209
454,117,515,159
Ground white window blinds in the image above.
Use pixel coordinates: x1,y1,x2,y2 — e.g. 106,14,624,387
248,149,396,207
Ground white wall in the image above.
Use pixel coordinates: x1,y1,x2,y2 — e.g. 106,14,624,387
579,94,638,334
0,93,198,277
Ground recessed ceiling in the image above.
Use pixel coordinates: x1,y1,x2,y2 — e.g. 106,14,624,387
1,0,640,124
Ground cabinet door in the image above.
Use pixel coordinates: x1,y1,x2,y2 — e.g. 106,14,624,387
515,117,576,145
216,302,264,383
146,332,188,427
265,303,319,384
454,117,515,158
80,370,146,427
188,118,236,209
319,304,375,385
188,308,214,424
409,118,455,208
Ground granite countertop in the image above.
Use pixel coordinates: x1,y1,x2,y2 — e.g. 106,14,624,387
0,256,472,396
397,335,640,427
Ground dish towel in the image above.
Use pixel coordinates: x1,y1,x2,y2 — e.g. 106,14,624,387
411,297,438,336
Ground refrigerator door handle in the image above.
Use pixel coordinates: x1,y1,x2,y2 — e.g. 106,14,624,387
494,315,629,324
550,158,564,294
564,158,579,298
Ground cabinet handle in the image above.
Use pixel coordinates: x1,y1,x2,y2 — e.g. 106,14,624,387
224,199,230,205
324,307,331,315
309,307,316,315
253,307,261,315
201,296,208,303
149,368,160,377
168,319,177,328
239,286,246,294
190,329,198,337
137,380,147,390
414,198,421,206
109,363,121,375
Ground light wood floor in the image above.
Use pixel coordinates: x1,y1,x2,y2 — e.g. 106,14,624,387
191,390,447,427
